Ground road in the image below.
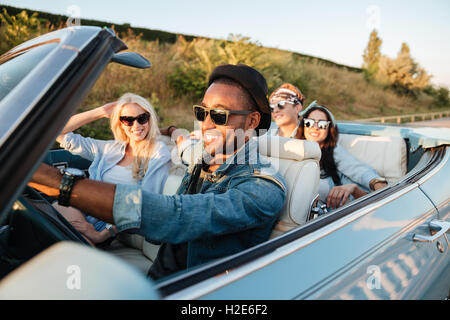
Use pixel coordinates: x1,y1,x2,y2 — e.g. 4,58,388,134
407,117,450,128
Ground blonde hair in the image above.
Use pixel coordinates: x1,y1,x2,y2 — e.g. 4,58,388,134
110,93,160,181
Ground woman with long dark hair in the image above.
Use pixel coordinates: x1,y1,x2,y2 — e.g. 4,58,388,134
297,101,387,209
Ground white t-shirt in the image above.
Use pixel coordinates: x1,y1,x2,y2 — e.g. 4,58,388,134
102,164,138,185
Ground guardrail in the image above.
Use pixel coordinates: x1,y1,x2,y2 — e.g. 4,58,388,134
359,110,450,124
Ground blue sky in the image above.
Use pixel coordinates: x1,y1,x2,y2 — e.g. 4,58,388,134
2,0,450,88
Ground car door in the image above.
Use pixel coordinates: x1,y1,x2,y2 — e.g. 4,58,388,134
307,147,449,300
162,147,448,300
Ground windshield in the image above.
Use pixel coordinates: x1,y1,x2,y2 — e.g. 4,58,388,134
0,41,59,103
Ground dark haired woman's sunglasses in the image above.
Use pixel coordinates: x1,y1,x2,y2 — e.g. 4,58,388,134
193,105,252,126
304,118,331,130
269,100,295,112
119,112,150,126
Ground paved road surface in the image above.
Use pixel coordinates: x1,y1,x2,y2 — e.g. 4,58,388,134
407,117,450,128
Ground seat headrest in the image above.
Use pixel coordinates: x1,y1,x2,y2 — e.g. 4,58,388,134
338,134,407,184
256,135,321,161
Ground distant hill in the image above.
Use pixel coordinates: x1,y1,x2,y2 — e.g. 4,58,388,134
1,4,362,73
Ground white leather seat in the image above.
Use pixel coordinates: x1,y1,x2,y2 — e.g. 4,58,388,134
102,235,159,274
256,135,321,239
338,134,407,184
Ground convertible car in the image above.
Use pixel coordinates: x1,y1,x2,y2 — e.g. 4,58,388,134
0,27,448,300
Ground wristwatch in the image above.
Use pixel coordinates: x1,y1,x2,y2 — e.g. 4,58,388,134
369,178,387,191
58,167,86,206
105,223,116,237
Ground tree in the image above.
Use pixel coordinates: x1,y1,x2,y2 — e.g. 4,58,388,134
362,29,382,78
376,42,431,95
0,9,41,54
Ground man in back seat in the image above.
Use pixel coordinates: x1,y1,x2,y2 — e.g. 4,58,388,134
30,64,287,280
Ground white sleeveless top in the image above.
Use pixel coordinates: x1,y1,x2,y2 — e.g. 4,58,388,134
102,164,138,185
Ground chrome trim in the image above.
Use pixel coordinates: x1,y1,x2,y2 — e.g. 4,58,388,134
165,183,419,300
61,44,81,53
413,220,450,242
307,193,320,221
416,147,448,185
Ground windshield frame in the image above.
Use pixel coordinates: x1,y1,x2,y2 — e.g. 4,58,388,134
0,26,126,223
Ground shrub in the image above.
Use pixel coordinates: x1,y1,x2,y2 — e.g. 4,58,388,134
0,9,42,54
167,35,271,100
425,86,450,108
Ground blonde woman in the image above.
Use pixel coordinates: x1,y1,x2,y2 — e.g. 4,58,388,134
54,93,171,245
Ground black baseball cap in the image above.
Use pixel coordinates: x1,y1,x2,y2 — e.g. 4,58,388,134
208,64,271,135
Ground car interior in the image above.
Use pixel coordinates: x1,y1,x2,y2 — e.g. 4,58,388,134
0,130,411,280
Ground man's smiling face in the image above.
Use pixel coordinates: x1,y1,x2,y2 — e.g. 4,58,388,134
200,81,260,164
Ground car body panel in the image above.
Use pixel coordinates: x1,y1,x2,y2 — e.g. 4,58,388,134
166,181,442,299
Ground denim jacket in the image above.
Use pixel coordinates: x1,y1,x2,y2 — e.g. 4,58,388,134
112,139,287,268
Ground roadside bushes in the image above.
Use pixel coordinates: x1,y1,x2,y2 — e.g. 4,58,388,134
425,86,450,109
167,35,270,101
1,8,448,138
0,9,41,54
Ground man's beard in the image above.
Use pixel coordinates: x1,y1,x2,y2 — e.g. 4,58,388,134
202,130,249,166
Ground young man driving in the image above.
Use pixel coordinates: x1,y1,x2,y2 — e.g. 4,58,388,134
30,64,287,279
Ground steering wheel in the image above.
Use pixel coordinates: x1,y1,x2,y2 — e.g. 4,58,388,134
20,184,92,246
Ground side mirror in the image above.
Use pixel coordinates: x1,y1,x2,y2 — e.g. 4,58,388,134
111,52,151,69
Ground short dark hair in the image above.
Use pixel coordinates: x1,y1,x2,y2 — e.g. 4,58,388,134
212,77,257,112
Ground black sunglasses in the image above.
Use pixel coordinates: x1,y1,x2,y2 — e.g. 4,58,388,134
193,105,253,126
303,118,331,130
119,112,150,126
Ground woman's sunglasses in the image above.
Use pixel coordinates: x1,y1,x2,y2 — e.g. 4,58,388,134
303,118,331,130
119,112,150,126
193,105,253,126
269,100,295,112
